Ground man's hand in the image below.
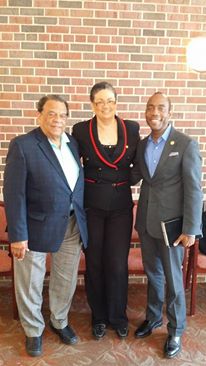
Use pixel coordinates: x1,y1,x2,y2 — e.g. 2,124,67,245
173,234,195,248
11,241,29,260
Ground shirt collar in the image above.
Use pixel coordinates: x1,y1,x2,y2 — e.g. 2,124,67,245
61,132,70,144
148,123,171,144
48,132,70,148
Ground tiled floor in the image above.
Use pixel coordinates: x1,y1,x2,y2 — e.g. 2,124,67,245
0,282,206,366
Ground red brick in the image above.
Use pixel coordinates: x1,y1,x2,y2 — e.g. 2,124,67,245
10,16,32,24
16,85,27,92
34,0,57,7
11,101,33,109
71,26,93,34
22,60,45,67
2,33,13,40
107,54,129,61
95,45,117,53
83,53,105,60
0,42,20,49
59,70,81,77
35,69,58,76
22,77,46,84
71,9,93,17
95,10,117,18
0,102,10,108
45,8,67,16
84,2,106,9
0,24,19,32
59,18,81,26
47,43,69,51
47,26,69,34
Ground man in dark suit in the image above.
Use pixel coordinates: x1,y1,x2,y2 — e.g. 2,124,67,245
131,92,202,358
3,95,88,357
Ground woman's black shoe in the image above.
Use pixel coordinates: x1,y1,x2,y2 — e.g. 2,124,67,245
116,326,129,339
92,323,106,339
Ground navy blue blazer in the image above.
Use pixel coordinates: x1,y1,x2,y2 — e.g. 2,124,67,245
3,127,88,252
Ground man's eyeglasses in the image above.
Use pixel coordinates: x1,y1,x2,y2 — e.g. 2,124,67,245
94,100,116,107
45,111,68,121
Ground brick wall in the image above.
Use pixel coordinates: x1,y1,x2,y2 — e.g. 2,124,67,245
1,0,206,199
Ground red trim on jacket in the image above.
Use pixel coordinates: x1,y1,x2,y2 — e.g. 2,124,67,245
89,117,127,170
84,178,128,186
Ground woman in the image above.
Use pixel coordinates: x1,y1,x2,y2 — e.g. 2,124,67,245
73,82,140,339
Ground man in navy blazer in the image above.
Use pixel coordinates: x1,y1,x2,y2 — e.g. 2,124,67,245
131,92,202,359
3,95,88,357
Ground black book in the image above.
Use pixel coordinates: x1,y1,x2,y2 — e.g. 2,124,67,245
161,217,183,247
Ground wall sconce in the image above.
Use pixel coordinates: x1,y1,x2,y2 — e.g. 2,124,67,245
187,37,206,72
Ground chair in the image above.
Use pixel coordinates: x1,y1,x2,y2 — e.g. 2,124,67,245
128,202,144,275
0,201,18,319
0,248,11,275
185,241,206,315
0,200,12,276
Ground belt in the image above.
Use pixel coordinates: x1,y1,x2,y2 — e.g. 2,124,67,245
70,209,74,216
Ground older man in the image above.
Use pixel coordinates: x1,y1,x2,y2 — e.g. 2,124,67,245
3,95,87,357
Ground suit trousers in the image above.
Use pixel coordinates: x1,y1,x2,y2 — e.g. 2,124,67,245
139,231,186,337
85,206,133,328
14,214,82,337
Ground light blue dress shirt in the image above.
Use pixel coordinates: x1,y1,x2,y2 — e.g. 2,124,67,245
49,132,79,196
145,124,171,177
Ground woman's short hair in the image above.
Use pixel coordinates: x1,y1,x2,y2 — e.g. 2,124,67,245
90,82,117,102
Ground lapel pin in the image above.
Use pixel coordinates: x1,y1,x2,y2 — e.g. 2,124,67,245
170,140,175,145
126,145,128,148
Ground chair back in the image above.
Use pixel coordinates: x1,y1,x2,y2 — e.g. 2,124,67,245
0,201,9,244
0,201,11,274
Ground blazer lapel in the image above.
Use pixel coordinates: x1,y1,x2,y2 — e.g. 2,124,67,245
140,137,151,180
66,137,84,192
66,138,81,169
90,116,126,165
112,116,125,162
91,117,114,163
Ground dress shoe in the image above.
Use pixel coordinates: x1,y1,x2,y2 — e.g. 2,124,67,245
92,323,106,340
116,326,129,339
49,321,78,345
164,335,181,358
134,319,163,338
25,336,42,357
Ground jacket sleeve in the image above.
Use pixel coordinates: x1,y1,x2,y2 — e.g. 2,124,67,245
130,143,143,186
182,139,203,236
3,138,28,242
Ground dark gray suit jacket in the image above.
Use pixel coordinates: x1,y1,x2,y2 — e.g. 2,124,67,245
131,126,203,239
3,127,88,252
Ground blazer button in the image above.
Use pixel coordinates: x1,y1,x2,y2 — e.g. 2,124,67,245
98,167,102,171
